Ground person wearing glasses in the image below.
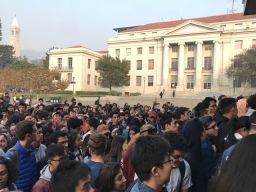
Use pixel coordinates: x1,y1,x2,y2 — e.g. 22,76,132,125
163,133,192,192
32,143,66,192
129,135,173,192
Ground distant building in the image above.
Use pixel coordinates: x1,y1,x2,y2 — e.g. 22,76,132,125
108,13,256,95
9,16,21,57
48,45,106,92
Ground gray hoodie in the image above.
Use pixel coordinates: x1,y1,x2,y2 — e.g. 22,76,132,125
40,165,52,181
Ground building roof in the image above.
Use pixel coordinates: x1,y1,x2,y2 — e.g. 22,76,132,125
121,13,256,33
97,50,108,54
67,45,84,48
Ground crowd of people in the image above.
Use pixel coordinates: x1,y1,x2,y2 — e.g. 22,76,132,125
0,92,255,192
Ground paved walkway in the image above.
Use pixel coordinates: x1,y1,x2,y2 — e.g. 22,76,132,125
76,95,202,109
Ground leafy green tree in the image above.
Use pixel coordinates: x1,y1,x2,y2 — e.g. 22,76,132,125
0,45,16,68
10,57,38,71
42,52,49,69
96,55,130,92
226,47,256,86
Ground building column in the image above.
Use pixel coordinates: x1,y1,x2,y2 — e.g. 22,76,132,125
195,41,203,91
213,41,220,91
177,42,185,91
162,43,169,89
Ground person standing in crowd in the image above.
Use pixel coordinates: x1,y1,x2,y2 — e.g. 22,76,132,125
95,162,127,192
201,97,217,117
163,132,192,192
5,120,38,192
212,134,256,192
32,144,66,192
51,160,93,192
104,135,125,163
0,156,19,191
214,97,237,158
130,135,173,192
68,130,83,161
163,115,180,134
182,118,206,192
84,133,106,188
107,111,124,135
174,107,190,133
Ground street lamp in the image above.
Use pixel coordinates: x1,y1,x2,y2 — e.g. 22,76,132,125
143,76,146,94
70,77,76,95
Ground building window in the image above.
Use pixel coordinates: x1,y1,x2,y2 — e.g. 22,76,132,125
87,74,91,85
136,76,142,86
235,40,243,49
115,49,120,57
68,57,73,69
234,75,241,87
187,57,195,69
126,48,131,56
172,46,178,53
204,57,212,70
204,44,213,51
251,76,256,87
203,75,212,89
148,59,154,70
94,76,98,86
137,60,142,70
188,44,195,52
125,76,130,86
171,58,178,71
148,76,154,86
67,73,72,82
58,58,62,69
149,46,155,54
187,75,194,89
127,60,131,70
171,75,178,88
137,47,142,55
95,61,98,70
252,39,256,48
88,59,91,69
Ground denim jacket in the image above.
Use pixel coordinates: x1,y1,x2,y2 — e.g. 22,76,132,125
131,179,158,192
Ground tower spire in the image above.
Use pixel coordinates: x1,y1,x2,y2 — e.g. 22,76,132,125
9,15,21,57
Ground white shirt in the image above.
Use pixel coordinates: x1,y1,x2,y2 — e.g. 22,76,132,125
166,160,192,192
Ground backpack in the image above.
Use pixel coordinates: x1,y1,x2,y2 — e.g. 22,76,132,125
8,148,19,166
178,160,186,192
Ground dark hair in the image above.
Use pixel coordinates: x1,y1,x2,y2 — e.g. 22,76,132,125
89,117,100,129
0,156,19,190
218,97,236,114
47,131,67,145
105,136,125,163
131,135,172,181
68,130,80,152
67,118,83,131
110,111,119,118
174,107,189,119
88,133,107,155
15,120,35,140
199,115,214,129
127,125,140,143
51,160,91,192
46,143,65,160
36,110,49,120
163,132,187,152
0,133,12,152
249,111,256,130
202,97,217,109
247,94,256,110
95,162,123,192
213,134,256,192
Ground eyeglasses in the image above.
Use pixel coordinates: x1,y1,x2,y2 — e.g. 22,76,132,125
160,155,175,168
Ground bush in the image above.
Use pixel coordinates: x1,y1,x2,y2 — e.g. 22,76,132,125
108,91,122,96
130,92,141,96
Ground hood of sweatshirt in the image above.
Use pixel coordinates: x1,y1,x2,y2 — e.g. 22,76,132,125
40,165,52,181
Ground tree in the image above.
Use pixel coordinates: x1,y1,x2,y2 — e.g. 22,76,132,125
55,80,70,91
96,55,130,92
10,57,37,71
42,52,49,69
226,47,256,86
0,45,16,68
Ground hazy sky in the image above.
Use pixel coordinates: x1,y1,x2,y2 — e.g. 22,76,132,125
0,0,243,59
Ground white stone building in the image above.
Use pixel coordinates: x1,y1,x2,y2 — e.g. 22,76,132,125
48,45,106,92
108,13,256,95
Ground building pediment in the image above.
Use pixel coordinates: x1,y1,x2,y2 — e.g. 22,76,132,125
163,20,221,36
